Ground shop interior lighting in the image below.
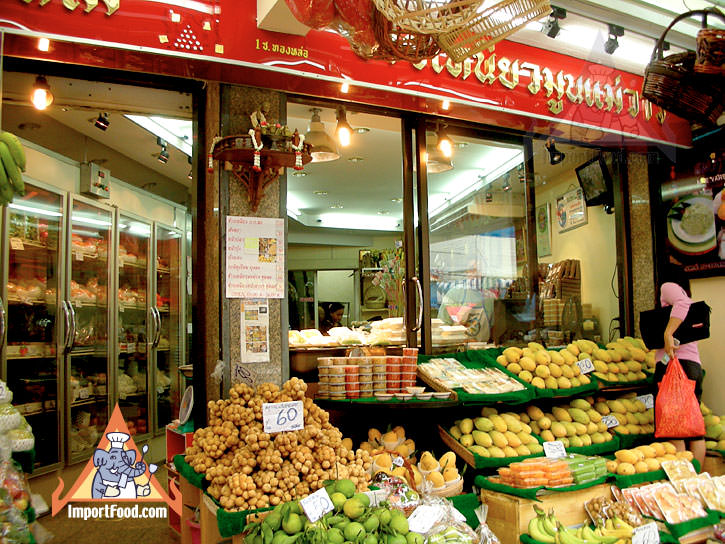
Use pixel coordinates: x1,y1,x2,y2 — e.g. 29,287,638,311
8,202,62,218
94,112,110,131
502,178,512,192
340,81,350,94
37,38,50,52
292,171,309,176
125,115,193,156
354,127,370,134
335,106,353,147
305,108,339,163
542,6,566,38
30,76,53,110
604,24,624,54
318,213,399,231
72,215,112,227
441,99,451,111
425,145,453,174
545,137,565,165
436,123,453,159
157,137,169,164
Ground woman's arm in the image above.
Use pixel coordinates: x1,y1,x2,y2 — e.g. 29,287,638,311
664,316,683,358
661,282,691,358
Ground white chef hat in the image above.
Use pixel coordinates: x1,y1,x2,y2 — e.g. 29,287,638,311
106,432,130,449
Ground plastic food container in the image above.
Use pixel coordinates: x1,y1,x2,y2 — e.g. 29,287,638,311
415,392,432,400
329,384,346,393
329,374,345,384
375,392,394,401
331,357,349,366
346,390,360,399
403,348,418,357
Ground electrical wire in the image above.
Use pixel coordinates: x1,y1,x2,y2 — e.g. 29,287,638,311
611,263,619,299
609,317,620,343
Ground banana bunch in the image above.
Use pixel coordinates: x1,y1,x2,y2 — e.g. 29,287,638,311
528,506,636,544
0,132,27,206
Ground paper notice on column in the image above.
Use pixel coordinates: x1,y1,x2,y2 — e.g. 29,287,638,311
241,299,270,363
226,216,285,298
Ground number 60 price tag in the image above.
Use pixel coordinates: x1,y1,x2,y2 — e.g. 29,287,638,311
633,522,659,544
300,487,334,523
263,401,304,434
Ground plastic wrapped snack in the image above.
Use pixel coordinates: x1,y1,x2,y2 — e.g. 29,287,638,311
371,472,420,515
475,504,501,544
662,459,697,481
0,381,12,404
0,404,21,433
0,461,33,543
7,428,34,453
696,474,725,511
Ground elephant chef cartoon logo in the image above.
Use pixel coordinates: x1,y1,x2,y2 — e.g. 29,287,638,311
52,404,181,516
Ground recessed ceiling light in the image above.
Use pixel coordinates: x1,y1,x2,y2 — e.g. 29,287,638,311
330,203,344,209
391,198,403,203
313,190,328,195
348,156,364,163
354,127,370,134
292,171,308,177
377,210,390,215
454,142,468,149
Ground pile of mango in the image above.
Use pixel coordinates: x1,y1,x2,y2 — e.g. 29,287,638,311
448,407,543,459
592,394,654,435
527,399,615,448
606,441,692,475
702,402,725,451
591,337,655,383
496,342,592,390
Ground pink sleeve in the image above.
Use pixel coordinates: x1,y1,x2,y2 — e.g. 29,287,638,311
661,282,692,320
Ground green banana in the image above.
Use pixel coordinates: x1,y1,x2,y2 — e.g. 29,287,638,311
0,142,23,196
556,523,590,544
540,510,558,537
0,161,13,205
528,513,556,544
582,525,618,544
0,131,26,172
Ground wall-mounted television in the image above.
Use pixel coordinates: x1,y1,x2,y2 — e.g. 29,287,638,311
575,155,614,209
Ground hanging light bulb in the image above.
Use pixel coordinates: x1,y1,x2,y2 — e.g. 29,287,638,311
335,106,353,147
436,123,453,159
30,76,53,110
305,108,339,163
545,137,565,165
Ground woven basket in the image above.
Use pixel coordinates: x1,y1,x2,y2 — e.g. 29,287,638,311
437,0,552,62
696,26,725,75
643,10,725,125
373,7,441,62
372,0,483,35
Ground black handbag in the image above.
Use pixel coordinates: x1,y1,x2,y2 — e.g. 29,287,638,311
640,301,711,349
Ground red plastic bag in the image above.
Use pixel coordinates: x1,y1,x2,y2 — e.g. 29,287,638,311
285,0,336,29
654,357,705,438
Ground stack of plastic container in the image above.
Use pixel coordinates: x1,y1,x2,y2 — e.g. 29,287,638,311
402,348,418,389
386,356,401,394
496,458,574,488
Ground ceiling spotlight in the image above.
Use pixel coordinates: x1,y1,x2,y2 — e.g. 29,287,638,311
157,137,169,164
604,24,624,54
436,123,453,159
330,203,344,209
37,38,50,52
517,163,526,183
502,180,512,192
354,127,370,134
425,145,453,174
292,171,309,177
340,81,350,94
305,108,339,163
377,210,390,215
541,6,566,38
545,137,565,165
30,76,53,110
335,106,353,147
313,190,328,195
391,197,403,203
441,99,451,111
94,112,110,131
348,156,364,163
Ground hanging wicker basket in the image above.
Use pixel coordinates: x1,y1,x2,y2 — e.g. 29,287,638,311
372,0,484,35
696,26,725,75
643,9,725,125
436,0,551,62
373,7,441,62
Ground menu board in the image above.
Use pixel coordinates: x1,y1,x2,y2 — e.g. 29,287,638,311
226,216,285,298
556,188,588,233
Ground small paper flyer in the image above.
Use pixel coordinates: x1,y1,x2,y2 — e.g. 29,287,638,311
241,299,270,363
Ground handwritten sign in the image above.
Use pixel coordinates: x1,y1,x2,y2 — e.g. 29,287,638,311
633,522,659,544
392,456,404,467
637,394,654,409
544,440,567,459
226,216,284,299
300,487,333,523
602,415,619,428
577,358,595,374
262,401,304,434
407,505,446,534
9,238,24,251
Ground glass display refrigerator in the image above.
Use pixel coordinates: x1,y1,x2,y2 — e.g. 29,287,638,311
66,196,112,464
1,182,65,473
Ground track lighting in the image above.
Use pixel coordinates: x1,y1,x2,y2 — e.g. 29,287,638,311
157,137,169,164
30,76,53,110
604,24,624,54
545,138,565,165
305,108,339,163
436,123,453,159
94,112,110,131
502,179,512,192
335,106,352,147
542,7,566,38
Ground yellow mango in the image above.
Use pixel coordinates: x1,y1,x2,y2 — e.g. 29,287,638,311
549,350,565,365
520,357,536,372
557,376,572,389
567,343,580,356
544,377,559,389
549,364,563,378
535,351,551,365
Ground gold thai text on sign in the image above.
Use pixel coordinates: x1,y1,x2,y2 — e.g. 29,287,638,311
413,52,666,124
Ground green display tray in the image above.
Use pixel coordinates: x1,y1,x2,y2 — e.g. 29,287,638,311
595,377,653,388
565,439,621,456
663,510,719,539
614,432,656,450
522,529,677,544
475,474,608,501
173,453,208,491
533,377,600,399
614,459,701,488
215,501,274,538
706,449,725,457
470,451,546,470
447,493,481,529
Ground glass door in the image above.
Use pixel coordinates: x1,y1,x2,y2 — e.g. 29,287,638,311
153,224,183,434
2,183,65,471
66,196,112,463
117,214,152,439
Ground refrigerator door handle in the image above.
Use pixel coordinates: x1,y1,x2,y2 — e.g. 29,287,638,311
68,301,77,351
412,276,423,332
0,295,6,351
61,301,70,351
148,307,156,349
153,307,162,347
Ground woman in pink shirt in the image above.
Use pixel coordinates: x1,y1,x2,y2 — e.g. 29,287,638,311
653,265,705,468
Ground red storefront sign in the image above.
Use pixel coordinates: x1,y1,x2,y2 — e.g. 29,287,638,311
0,1,690,147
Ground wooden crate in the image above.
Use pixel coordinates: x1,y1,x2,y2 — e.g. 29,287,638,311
417,370,459,401
703,454,725,476
481,484,612,544
438,425,475,467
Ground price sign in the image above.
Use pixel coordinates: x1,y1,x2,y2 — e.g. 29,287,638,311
392,456,405,467
262,400,304,434
299,487,333,523
602,415,619,428
407,505,445,534
637,394,654,409
9,238,24,251
544,440,567,459
577,358,595,374
75,251,84,261
633,522,659,544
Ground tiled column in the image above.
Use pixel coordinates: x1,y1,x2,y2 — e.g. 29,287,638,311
220,85,287,387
